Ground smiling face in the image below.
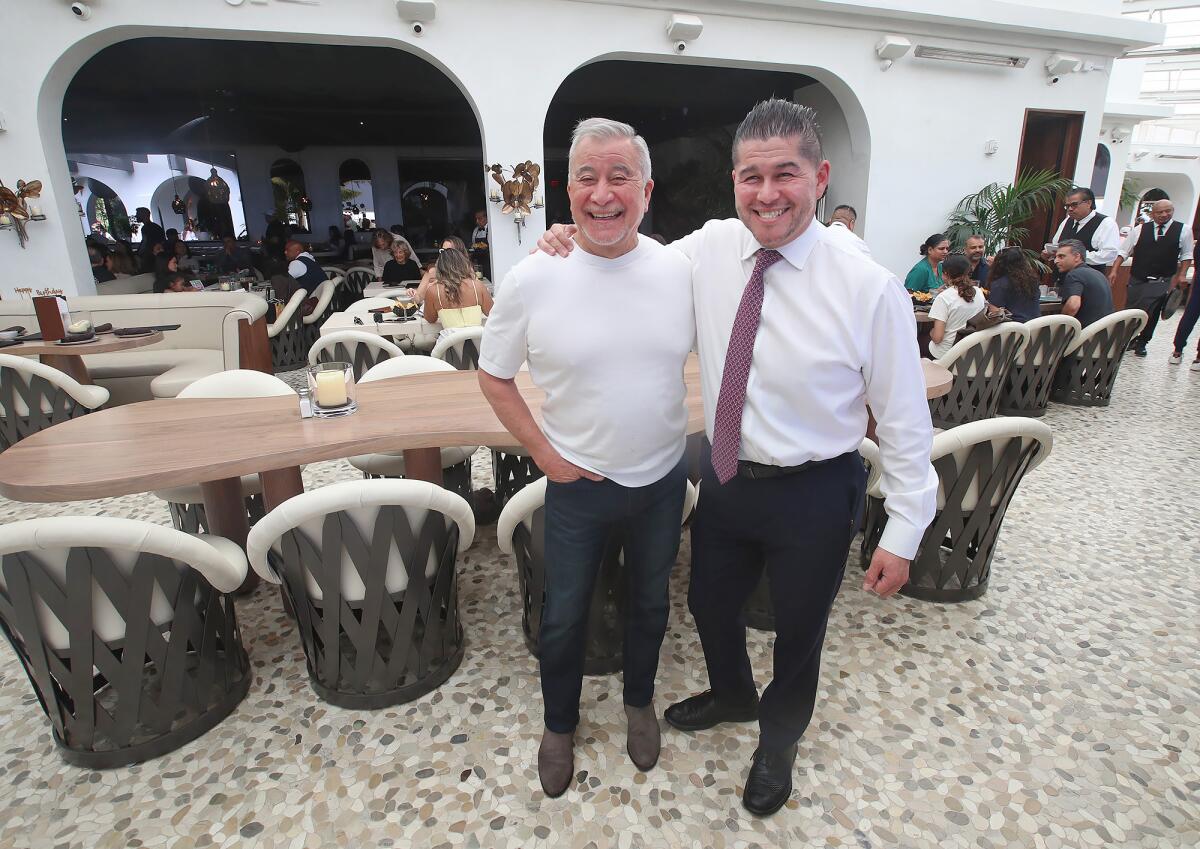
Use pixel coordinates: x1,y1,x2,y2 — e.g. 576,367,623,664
567,136,653,258
732,136,830,249
391,242,410,262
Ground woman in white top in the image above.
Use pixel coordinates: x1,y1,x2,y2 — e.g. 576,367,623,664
927,253,986,359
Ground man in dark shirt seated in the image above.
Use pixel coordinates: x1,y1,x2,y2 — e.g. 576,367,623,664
1054,239,1114,328
217,236,255,273
965,234,990,284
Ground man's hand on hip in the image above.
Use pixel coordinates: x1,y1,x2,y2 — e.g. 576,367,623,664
534,224,579,257
535,448,604,484
862,547,910,598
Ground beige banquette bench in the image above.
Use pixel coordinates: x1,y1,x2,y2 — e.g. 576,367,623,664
0,293,269,406
95,273,156,297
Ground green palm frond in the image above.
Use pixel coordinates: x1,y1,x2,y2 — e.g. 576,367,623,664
945,169,1073,255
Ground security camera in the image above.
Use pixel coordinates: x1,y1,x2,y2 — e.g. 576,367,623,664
1047,75,1061,86
70,2,91,19
673,40,687,54
411,21,424,36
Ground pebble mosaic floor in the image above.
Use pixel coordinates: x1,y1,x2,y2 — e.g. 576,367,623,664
0,322,1197,849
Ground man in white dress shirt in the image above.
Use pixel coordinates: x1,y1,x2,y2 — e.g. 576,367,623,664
1043,187,1120,275
825,203,871,257
538,100,936,816
1111,199,1193,356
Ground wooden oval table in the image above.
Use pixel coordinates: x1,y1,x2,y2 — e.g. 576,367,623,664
4,331,165,386
0,355,948,549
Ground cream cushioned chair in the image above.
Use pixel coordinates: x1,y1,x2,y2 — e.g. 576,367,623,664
246,479,474,707
1050,309,1147,407
0,354,110,450
308,330,405,380
345,357,477,500
431,326,483,370
151,370,295,534
928,322,1027,429
0,516,250,768
998,315,1081,416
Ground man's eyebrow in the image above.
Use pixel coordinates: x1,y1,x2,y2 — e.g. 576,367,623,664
735,159,803,177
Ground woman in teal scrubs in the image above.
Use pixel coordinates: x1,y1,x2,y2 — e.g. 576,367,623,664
905,233,950,292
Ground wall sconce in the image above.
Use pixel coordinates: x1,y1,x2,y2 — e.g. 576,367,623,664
876,35,912,71
983,139,999,156
487,161,542,244
0,178,44,249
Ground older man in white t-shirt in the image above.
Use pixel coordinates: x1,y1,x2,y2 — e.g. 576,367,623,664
478,118,694,799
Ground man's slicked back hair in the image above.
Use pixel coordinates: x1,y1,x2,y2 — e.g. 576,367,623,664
732,99,823,167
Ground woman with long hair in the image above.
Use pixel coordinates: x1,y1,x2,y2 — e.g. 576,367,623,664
905,233,950,292
927,254,986,358
423,244,493,333
986,246,1041,323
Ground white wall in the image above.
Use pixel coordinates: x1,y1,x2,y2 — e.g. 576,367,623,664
0,0,1161,297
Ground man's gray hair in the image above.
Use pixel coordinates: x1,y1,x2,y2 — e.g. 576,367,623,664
1059,239,1086,260
568,117,652,181
733,99,823,167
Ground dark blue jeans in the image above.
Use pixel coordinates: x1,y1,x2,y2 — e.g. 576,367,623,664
540,458,687,733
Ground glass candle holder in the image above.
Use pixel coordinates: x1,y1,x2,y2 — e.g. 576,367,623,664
306,361,357,418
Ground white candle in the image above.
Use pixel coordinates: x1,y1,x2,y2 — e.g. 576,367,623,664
29,205,42,218
314,370,348,407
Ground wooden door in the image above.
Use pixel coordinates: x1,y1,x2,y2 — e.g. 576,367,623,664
1015,110,1084,251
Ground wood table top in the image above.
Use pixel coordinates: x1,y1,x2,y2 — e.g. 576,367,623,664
0,354,951,503
5,331,165,357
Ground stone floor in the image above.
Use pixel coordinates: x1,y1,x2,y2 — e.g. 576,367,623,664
0,321,1197,849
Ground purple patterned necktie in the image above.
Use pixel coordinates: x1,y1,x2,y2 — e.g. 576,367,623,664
711,248,784,484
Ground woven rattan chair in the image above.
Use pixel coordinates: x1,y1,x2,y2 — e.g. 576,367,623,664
997,315,1081,416
246,479,474,707
860,418,1052,602
0,354,110,451
496,477,697,674
151,370,295,534
338,267,373,311
345,358,477,500
308,330,405,380
0,517,250,768
431,327,483,370
1050,309,1147,407
928,323,1027,429
268,289,309,372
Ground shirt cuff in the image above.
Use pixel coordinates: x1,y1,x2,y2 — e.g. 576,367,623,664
878,518,926,562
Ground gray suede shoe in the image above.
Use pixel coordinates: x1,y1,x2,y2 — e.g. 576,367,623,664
625,703,661,772
538,729,575,798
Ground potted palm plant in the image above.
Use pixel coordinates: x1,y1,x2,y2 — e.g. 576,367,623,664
944,169,1073,268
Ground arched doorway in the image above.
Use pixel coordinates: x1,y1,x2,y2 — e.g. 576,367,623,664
339,158,374,231
542,60,868,241
271,158,309,233
80,177,132,242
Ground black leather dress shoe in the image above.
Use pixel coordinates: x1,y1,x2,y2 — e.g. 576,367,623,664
742,744,797,816
663,690,758,732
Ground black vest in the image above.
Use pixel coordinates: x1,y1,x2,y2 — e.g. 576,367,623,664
1061,213,1106,253
293,254,326,293
1131,221,1183,280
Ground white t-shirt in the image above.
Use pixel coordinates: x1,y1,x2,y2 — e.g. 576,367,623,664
927,287,985,359
480,235,695,487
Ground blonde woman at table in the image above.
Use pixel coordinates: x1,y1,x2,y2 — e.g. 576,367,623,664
423,247,492,336
904,232,949,292
927,254,985,359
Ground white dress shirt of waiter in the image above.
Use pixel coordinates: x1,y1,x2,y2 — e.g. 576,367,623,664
1046,187,1120,270
478,117,694,801
537,99,936,817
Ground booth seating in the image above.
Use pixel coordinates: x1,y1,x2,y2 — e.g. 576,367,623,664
0,293,270,406
94,273,156,297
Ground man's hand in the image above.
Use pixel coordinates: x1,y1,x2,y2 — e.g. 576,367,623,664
1172,272,1186,290
1108,269,1120,286
535,448,604,484
862,547,910,598
535,224,579,257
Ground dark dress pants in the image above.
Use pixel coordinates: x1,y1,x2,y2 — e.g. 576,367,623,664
540,458,687,734
688,450,866,751
1127,277,1170,348
1174,281,1200,357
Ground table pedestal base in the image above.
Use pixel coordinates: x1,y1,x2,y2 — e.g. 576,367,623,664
200,477,257,593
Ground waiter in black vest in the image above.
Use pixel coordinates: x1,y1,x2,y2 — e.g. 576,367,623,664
1111,199,1193,356
1043,187,1119,276
283,239,327,297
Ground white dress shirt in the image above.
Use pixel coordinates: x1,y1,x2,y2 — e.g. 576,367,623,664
1052,211,1120,268
825,220,872,258
672,219,937,559
286,251,317,279
1116,221,1195,264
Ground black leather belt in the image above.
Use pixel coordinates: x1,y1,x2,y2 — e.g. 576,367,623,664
737,456,836,479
